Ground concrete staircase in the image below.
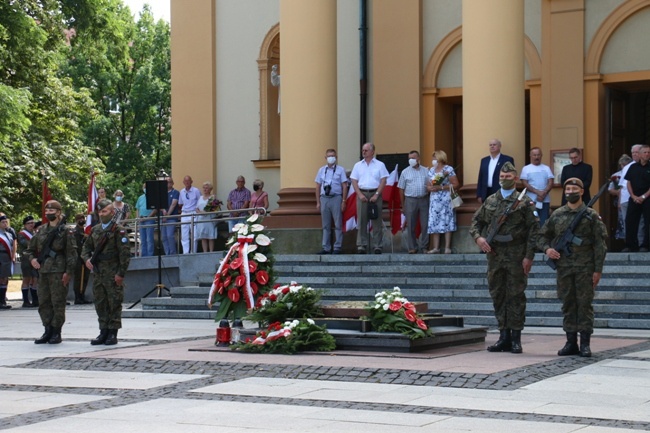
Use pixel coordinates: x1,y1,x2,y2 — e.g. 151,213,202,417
123,253,650,329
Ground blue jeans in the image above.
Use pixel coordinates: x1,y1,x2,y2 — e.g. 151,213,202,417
162,218,178,255
139,219,155,257
537,202,550,227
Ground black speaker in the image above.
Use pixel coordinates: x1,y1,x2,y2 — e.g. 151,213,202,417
146,180,168,209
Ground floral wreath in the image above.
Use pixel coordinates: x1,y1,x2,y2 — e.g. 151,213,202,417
208,213,275,321
366,287,433,339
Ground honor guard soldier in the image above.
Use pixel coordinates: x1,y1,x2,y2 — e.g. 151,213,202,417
81,199,131,345
539,178,607,357
24,200,77,344
470,162,539,354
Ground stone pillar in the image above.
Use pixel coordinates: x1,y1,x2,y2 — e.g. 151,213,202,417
271,0,337,222
462,0,525,184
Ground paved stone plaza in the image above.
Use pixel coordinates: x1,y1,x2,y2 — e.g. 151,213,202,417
0,305,649,432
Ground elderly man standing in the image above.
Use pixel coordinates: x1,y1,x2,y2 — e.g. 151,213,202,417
315,149,348,254
350,143,389,254
520,147,554,225
398,150,429,253
476,139,515,203
227,175,251,232
178,175,201,254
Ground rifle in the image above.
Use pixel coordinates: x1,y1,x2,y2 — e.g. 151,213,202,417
89,212,123,271
484,188,528,250
545,181,609,270
37,216,67,265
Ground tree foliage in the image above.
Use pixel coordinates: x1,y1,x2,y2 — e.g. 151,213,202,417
0,0,171,221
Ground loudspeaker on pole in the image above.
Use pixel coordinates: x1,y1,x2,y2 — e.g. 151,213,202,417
145,180,168,209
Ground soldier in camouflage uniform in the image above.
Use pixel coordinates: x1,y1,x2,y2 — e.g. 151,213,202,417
539,177,607,357
81,199,131,345
470,162,539,354
24,200,77,344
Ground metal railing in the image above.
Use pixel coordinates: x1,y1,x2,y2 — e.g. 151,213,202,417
124,206,267,255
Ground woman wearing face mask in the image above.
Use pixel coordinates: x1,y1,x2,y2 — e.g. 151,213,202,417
112,190,131,221
426,150,460,254
250,179,269,214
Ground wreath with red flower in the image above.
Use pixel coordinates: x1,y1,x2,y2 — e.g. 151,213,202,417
365,287,433,339
208,213,275,321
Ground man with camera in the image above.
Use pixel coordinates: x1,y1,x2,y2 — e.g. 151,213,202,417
315,149,348,254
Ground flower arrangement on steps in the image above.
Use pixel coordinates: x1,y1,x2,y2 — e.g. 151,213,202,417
365,287,433,339
208,213,276,321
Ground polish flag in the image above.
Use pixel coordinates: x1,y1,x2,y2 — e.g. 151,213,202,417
41,177,53,223
85,172,98,234
382,165,401,235
343,164,402,234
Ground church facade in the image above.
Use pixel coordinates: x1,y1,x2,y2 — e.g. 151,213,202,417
170,0,650,250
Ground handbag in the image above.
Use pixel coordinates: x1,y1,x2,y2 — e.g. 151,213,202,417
367,201,379,220
450,185,463,209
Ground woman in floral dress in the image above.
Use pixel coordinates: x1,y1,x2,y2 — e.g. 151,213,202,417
195,181,218,252
426,150,460,254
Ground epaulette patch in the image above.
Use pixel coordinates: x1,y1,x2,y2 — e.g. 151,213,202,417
121,237,129,244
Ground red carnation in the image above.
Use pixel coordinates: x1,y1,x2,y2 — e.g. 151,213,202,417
269,294,277,302
235,275,246,288
416,319,428,330
389,301,402,311
248,261,258,273
230,257,243,270
227,288,240,303
281,287,290,295
256,270,269,285
404,309,417,322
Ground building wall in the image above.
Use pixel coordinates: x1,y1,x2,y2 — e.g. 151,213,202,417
600,6,650,73
215,0,280,208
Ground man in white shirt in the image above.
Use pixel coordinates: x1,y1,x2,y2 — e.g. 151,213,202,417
398,150,429,253
520,147,554,225
178,175,201,254
350,143,389,254
619,144,644,246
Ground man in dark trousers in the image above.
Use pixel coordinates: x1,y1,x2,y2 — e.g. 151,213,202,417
81,199,131,346
476,139,515,203
560,147,592,205
623,144,650,252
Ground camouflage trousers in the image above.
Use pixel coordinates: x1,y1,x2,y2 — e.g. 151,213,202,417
487,259,527,331
91,271,124,330
556,268,595,333
37,273,67,328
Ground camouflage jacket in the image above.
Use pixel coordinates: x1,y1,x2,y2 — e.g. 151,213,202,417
538,203,608,272
24,222,77,274
469,190,539,260
81,223,131,277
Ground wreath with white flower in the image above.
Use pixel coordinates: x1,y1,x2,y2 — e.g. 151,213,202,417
245,281,324,326
208,213,275,321
366,287,433,339
231,319,336,354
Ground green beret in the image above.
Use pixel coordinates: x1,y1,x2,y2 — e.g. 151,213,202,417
500,161,517,173
44,200,62,210
96,199,113,211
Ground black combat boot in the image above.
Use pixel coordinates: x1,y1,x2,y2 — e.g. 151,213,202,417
21,288,32,308
48,327,62,344
557,332,580,356
30,288,39,307
579,331,592,358
104,329,118,346
0,287,11,309
510,330,523,354
90,329,109,345
34,326,52,344
487,329,512,352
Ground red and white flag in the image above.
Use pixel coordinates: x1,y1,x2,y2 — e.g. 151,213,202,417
85,172,98,234
382,165,402,235
41,177,53,224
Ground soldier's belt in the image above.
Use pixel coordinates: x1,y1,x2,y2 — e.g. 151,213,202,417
492,238,526,247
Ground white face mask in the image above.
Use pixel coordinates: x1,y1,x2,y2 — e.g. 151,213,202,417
432,160,438,169
326,156,336,165
408,158,417,168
